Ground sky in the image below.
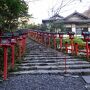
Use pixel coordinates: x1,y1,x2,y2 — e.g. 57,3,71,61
26,0,90,24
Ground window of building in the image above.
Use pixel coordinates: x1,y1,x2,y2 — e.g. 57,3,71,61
76,28,82,35
76,27,88,35
82,28,88,32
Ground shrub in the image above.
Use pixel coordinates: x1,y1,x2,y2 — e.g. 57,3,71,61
61,36,85,49
62,37,70,45
73,37,84,45
73,37,85,49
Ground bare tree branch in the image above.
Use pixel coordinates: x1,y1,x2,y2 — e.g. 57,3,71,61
50,0,82,16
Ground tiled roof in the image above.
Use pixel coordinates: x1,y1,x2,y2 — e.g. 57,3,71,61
42,11,90,23
49,14,64,20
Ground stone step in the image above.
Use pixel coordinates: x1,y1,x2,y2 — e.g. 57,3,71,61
18,64,90,68
10,39,90,76
17,64,90,71
10,70,64,75
67,68,90,74
26,53,60,55
10,69,90,76
23,59,86,62
24,55,59,57
21,60,89,64
28,52,58,53
23,57,74,60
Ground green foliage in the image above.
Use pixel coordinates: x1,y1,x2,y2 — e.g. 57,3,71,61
49,22,65,32
73,37,84,45
40,24,47,31
0,0,28,32
62,37,70,45
62,36,85,45
74,37,85,49
26,24,40,29
62,36,85,49
26,24,47,31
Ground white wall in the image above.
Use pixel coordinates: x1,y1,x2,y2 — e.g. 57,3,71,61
71,24,76,33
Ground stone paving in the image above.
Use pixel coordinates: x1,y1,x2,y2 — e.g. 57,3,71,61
0,38,90,90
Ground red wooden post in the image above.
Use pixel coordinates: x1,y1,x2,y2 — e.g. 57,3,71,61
42,33,44,44
18,37,22,59
11,36,17,69
47,33,50,47
86,41,89,59
74,43,78,55
48,35,51,47
23,35,26,54
37,32,39,43
35,32,36,41
44,33,47,46
58,33,64,49
82,32,90,59
22,36,24,54
60,38,63,49
71,39,74,54
53,35,56,49
68,32,75,54
3,46,8,80
65,42,68,53
11,45,15,69
40,32,41,43
89,44,90,55
40,33,42,44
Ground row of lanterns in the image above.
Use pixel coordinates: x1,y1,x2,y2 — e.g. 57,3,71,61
29,30,90,58
0,29,28,80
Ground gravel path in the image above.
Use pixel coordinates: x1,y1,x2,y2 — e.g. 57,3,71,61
0,74,86,90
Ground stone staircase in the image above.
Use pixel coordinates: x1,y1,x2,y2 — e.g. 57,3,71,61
11,39,90,76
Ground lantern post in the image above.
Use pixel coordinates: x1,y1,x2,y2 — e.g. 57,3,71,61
82,32,90,59
74,43,78,55
52,32,57,49
11,32,18,69
18,33,23,59
44,32,47,46
0,35,11,80
58,32,64,50
48,32,51,47
68,32,75,54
